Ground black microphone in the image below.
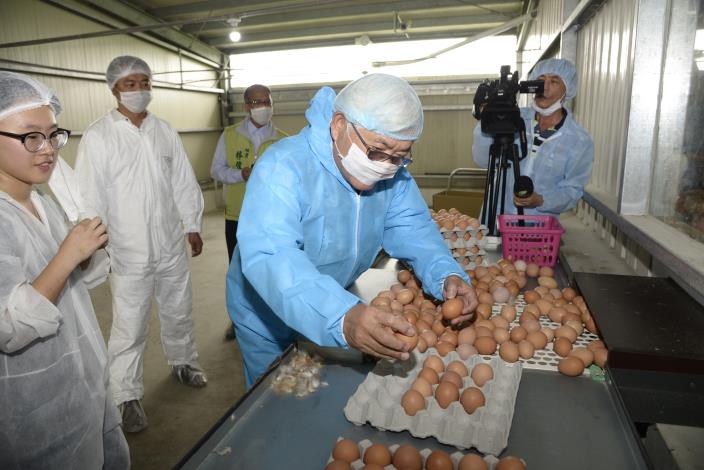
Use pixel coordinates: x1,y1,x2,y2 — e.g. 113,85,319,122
514,175,534,198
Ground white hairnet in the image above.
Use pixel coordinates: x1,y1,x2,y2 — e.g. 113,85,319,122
334,73,423,141
529,58,578,100
106,55,152,89
0,72,61,122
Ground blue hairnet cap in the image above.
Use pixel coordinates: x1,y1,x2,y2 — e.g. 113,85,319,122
529,58,578,100
106,56,152,89
334,73,423,141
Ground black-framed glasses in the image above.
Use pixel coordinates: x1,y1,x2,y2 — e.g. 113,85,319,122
245,98,272,107
0,128,71,153
350,123,413,167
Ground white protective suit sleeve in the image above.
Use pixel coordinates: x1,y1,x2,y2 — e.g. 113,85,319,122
382,171,471,300
75,131,110,222
167,126,204,234
238,173,359,348
0,250,62,353
210,133,245,184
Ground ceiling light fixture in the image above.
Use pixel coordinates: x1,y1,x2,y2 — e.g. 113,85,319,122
227,18,242,43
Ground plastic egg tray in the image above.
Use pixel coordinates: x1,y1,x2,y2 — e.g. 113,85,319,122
327,437,501,469
344,350,522,455
484,294,601,376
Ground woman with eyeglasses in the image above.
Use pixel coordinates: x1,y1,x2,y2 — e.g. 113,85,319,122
0,72,129,469
226,73,479,388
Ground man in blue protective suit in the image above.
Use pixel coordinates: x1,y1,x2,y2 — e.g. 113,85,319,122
473,58,594,216
227,73,479,388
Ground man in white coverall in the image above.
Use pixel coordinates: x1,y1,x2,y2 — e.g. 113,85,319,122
76,56,206,433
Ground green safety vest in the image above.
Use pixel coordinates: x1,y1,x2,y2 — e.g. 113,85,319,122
223,122,287,220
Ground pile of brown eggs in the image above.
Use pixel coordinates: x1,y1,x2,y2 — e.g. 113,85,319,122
327,438,526,470
401,355,492,416
430,208,482,232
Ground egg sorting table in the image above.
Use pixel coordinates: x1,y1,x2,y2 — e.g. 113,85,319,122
177,256,649,470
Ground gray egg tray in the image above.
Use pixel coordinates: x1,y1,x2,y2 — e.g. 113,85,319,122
344,350,522,455
327,437,502,469
485,295,600,375
445,237,489,250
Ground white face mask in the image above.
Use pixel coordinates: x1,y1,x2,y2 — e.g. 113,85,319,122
119,90,152,113
334,127,399,186
532,93,564,117
250,106,273,125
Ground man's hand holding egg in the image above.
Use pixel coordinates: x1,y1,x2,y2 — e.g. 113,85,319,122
442,275,478,325
343,304,415,361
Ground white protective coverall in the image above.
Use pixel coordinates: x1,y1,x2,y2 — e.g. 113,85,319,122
0,190,128,469
75,109,204,405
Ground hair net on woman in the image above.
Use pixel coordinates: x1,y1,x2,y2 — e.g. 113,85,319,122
0,72,62,121
333,73,423,141
106,55,152,89
529,58,578,100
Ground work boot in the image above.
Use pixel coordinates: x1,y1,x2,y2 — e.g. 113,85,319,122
172,364,208,387
224,322,236,341
119,399,148,433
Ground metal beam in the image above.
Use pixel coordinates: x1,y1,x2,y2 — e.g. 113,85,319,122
150,0,351,19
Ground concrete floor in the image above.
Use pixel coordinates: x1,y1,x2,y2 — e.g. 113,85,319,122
90,210,246,469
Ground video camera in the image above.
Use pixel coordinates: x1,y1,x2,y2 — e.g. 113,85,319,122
473,66,544,235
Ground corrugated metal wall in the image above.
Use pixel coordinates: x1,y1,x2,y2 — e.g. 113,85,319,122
520,0,564,71
0,0,223,181
574,0,638,209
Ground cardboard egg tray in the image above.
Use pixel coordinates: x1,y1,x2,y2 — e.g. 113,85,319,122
445,236,489,250
451,248,486,259
344,350,522,455
327,437,501,470
483,295,601,376
439,226,490,238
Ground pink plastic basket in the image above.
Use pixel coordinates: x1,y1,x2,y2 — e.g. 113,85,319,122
498,215,564,267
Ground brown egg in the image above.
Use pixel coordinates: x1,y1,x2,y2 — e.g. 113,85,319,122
441,370,464,388
587,339,606,351
435,381,460,408
550,288,563,299
458,327,476,345
475,326,493,338
538,266,554,277
492,287,511,303
416,337,428,353
396,289,415,305
456,343,478,359
558,356,584,376
491,315,510,330
401,389,426,416
475,319,496,331
392,445,422,470
519,311,538,325
554,298,568,307
562,312,582,325
459,453,488,470
447,360,469,377
523,290,540,304
436,341,456,357
553,337,572,357
441,298,464,320
569,347,594,367
395,331,418,352
471,363,494,386
555,325,578,343
326,460,352,470
526,330,548,349
535,285,549,295
423,356,445,374
541,326,555,342
564,303,581,315
476,303,492,319
521,318,541,334
403,310,419,325
518,339,535,359
496,456,527,470
499,341,520,363
538,276,558,289
411,377,433,397
535,299,553,316
432,321,446,336
371,296,391,308
418,367,440,385
593,348,608,368
398,270,412,284
478,291,494,305
500,304,517,322
474,336,497,355
461,387,486,414
426,450,454,470
562,287,577,301
378,290,395,300
420,331,438,349
509,325,527,343
526,263,540,277
548,307,566,323
564,320,584,336
493,327,510,344
363,443,392,466
522,304,541,318
332,439,360,463
439,330,459,346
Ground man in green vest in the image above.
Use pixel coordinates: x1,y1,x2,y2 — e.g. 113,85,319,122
211,84,287,340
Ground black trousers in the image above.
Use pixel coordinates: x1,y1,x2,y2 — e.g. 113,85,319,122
226,219,238,262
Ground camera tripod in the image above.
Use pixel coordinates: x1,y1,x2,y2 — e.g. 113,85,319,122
481,134,524,236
